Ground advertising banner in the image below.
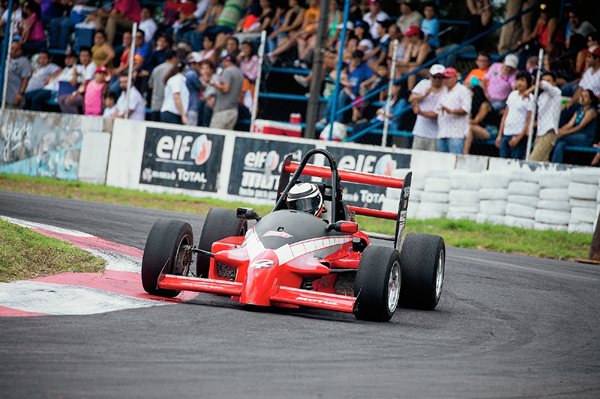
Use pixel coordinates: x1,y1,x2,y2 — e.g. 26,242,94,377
0,110,83,179
139,127,224,192
228,137,315,200
325,146,411,209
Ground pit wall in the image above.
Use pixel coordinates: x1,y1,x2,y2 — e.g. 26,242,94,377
1,112,595,234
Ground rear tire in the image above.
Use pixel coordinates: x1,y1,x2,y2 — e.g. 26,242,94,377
142,219,193,297
353,245,401,322
196,208,247,277
399,233,445,310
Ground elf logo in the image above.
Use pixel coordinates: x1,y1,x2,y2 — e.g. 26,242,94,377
338,153,397,176
156,134,212,165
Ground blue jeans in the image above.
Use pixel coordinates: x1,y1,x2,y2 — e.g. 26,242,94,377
160,111,182,124
438,138,465,154
551,130,595,163
49,17,72,49
499,135,526,159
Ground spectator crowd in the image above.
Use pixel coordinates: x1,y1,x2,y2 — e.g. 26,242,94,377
0,0,598,164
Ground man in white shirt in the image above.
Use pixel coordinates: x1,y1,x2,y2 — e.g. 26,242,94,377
363,0,389,40
23,51,61,110
409,64,445,151
530,72,562,162
139,7,157,44
496,72,534,159
58,47,96,114
436,67,472,154
116,73,146,120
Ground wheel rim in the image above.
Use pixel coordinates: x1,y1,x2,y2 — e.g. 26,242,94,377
173,235,192,276
435,249,445,300
387,261,401,313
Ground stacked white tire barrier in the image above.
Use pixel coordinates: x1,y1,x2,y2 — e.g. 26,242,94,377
534,172,571,231
477,172,510,225
567,170,600,234
418,170,450,219
448,172,480,221
504,172,539,229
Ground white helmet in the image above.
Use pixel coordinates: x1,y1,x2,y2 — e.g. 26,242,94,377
286,182,324,216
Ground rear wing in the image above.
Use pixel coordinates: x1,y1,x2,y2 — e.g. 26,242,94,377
276,150,411,250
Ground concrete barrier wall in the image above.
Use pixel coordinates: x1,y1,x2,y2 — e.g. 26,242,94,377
2,112,596,234
0,109,109,183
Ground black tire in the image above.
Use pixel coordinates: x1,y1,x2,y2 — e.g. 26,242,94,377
196,208,247,277
142,219,194,298
353,245,401,322
399,233,445,310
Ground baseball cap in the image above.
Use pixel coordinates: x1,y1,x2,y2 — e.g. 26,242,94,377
405,25,421,37
188,52,202,63
429,64,446,76
95,65,108,74
368,0,379,5
504,54,519,69
354,20,367,29
443,67,458,78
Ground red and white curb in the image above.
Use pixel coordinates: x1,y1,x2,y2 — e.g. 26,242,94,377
0,216,198,317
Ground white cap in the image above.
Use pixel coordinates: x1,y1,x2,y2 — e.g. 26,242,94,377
429,64,446,76
504,54,518,69
358,39,373,51
187,52,202,63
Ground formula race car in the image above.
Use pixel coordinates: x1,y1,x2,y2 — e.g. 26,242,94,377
141,149,445,321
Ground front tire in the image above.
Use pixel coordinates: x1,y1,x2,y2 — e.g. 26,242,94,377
142,219,193,297
196,208,247,277
399,233,445,310
353,245,401,322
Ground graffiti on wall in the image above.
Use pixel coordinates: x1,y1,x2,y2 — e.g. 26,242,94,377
0,110,83,179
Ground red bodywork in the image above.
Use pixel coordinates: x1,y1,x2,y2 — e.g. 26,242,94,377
157,161,405,314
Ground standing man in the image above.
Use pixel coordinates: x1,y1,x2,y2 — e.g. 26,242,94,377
209,54,244,130
148,49,177,121
115,72,146,120
409,64,445,151
5,40,32,108
529,72,562,162
436,67,472,154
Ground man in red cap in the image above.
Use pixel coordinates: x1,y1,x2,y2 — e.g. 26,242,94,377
436,67,472,154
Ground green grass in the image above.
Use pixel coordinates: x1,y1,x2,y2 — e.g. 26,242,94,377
0,173,593,261
0,218,105,282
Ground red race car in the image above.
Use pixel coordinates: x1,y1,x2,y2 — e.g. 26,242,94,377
141,149,445,321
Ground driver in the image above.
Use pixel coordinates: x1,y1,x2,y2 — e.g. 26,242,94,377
286,182,325,217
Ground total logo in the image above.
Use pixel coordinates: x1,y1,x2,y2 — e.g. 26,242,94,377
338,153,397,176
156,134,212,166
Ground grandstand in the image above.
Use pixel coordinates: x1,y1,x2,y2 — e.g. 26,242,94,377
0,0,599,165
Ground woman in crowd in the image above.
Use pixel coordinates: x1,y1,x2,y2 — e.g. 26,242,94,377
160,60,190,125
91,29,115,68
20,1,46,55
267,0,304,53
399,25,433,90
552,89,598,163
464,85,499,154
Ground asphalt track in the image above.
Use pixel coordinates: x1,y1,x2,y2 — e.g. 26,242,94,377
1,191,599,398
